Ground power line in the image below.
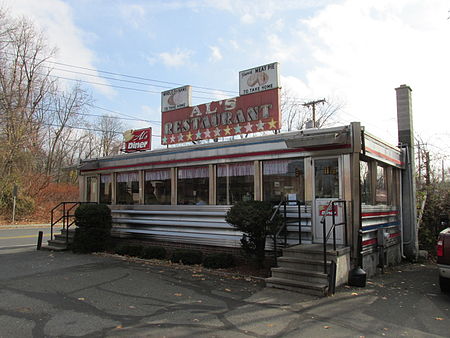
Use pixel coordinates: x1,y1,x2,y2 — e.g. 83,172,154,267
49,66,233,97
46,59,238,94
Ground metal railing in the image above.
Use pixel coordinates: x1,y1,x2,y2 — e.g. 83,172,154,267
320,199,347,294
50,202,96,244
269,199,303,265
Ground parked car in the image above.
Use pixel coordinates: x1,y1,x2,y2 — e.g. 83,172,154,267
437,227,450,292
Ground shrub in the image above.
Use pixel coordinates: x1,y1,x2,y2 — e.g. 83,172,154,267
170,249,203,265
115,244,143,257
226,200,282,267
74,204,112,229
141,246,167,259
72,204,112,253
72,227,112,253
203,253,235,269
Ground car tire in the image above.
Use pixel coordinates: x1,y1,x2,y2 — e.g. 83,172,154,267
440,276,450,293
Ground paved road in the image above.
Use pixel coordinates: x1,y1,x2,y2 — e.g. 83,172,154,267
0,226,53,249
0,248,449,337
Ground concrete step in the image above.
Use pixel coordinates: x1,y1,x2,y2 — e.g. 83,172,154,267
40,244,68,251
47,239,69,249
265,277,328,296
277,256,330,272
270,267,329,284
53,234,74,242
282,244,350,260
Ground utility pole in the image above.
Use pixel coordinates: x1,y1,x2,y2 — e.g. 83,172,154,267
302,99,326,128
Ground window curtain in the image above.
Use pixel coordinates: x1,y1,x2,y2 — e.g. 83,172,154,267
217,162,254,177
145,169,170,181
100,174,111,183
178,166,209,179
263,159,289,175
116,172,139,183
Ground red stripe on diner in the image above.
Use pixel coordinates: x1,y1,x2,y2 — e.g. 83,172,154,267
389,232,401,238
361,211,399,217
365,146,404,166
362,238,377,246
81,143,352,173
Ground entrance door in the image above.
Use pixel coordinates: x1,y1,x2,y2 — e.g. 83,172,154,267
312,158,344,244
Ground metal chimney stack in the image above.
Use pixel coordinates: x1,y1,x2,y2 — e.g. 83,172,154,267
396,84,418,260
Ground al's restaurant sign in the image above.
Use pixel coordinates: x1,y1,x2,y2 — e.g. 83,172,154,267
161,63,281,145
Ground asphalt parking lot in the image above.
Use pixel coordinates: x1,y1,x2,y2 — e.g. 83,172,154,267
0,247,449,337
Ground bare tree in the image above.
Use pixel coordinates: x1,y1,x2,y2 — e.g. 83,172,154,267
44,83,91,179
0,13,56,178
96,114,124,157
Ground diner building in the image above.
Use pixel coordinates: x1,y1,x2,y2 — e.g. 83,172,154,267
76,72,417,294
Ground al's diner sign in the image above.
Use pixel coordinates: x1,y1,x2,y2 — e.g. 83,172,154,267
123,128,152,152
161,88,280,145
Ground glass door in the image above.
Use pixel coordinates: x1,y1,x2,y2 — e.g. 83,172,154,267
312,158,344,244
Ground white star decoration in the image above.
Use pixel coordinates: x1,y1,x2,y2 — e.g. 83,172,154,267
244,122,253,132
214,127,221,137
170,135,175,143
178,134,184,142
203,129,211,138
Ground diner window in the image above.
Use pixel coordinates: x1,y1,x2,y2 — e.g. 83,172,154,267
376,165,387,204
86,176,98,202
99,174,112,204
360,161,371,205
217,162,254,205
144,169,171,205
177,166,209,205
263,159,305,203
116,171,139,205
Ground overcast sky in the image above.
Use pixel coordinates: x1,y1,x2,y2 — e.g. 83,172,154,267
3,0,450,159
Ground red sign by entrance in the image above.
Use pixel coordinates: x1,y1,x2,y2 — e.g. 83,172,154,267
124,128,152,152
319,204,338,217
161,88,280,145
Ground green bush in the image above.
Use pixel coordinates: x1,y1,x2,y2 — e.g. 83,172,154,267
170,249,203,265
115,244,143,257
226,200,282,267
74,203,112,228
141,246,167,259
72,227,112,253
72,203,112,253
203,253,235,269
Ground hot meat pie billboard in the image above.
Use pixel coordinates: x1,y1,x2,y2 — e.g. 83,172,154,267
161,88,280,145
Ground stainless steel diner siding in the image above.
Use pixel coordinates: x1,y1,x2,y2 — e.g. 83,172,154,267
78,126,354,174
110,204,312,249
361,205,401,255
363,132,404,169
110,205,241,248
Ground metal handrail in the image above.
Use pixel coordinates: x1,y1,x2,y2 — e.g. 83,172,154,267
270,199,303,266
320,199,347,294
50,201,96,243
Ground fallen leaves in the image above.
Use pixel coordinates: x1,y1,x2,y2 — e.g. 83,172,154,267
174,293,183,297
435,317,444,321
